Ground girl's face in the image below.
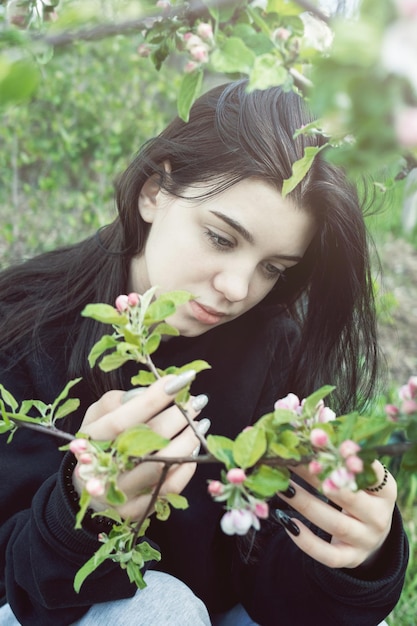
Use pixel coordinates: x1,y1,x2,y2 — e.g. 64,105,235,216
130,177,316,337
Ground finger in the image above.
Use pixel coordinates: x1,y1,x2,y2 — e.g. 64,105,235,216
83,372,195,439
278,516,366,569
118,422,201,497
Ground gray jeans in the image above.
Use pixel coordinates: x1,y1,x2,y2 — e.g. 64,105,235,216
0,570,259,625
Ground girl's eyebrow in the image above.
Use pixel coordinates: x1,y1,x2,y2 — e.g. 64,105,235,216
209,210,302,262
209,210,254,244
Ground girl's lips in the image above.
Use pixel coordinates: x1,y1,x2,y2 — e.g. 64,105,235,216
189,300,225,325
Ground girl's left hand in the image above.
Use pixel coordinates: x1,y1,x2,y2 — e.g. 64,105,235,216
277,460,397,569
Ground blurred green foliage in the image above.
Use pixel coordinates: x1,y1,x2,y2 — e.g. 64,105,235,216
0,34,179,267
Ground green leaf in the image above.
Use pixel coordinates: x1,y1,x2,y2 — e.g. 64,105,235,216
145,333,162,355
98,352,131,372
165,493,188,510
206,434,235,469
74,536,119,592
130,371,157,386
138,540,161,563
245,464,289,497
301,385,336,418
88,335,118,368
210,37,255,74
266,0,304,15
155,498,171,521
115,425,169,458
126,560,146,588
82,303,127,326
0,58,40,107
144,300,175,324
282,145,326,198
0,385,18,412
106,481,127,506
159,290,194,307
75,489,91,530
54,398,80,421
152,322,180,337
248,54,288,91
233,427,267,469
177,69,204,122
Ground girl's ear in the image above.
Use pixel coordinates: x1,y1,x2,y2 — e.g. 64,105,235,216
138,161,171,224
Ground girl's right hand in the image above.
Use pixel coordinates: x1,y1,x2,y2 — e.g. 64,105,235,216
70,372,209,521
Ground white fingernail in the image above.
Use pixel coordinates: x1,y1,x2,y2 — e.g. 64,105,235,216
196,418,211,435
122,388,147,404
191,394,209,411
164,370,196,395
192,444,201,458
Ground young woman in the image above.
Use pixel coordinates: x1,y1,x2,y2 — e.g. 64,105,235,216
0,80,408,625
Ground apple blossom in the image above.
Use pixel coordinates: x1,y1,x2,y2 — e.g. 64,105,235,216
401,399,417,415
339,439,361,458
308,459,323,475
272,27,291,42
323,467,357,491
395,0,417,18
196,22,213,41
394,107,417,149
254,501,269,519
190,44,209,64
184,61,199,74
310,428,329,448
115,294,129,312
137,44,151,58
317,405,336,423
207,480,224,496
385,404,400,420
226,468,247,484
381,21,417,95
86,477,106,497
345,455,364,474
69,438,90,455
127,292,140,307
274,393,301,413
220,509,259,536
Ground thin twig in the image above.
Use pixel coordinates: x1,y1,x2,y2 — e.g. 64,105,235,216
8,416,74,441
132,463,170,544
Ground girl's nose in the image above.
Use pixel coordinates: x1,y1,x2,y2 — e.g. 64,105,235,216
212,270,250,303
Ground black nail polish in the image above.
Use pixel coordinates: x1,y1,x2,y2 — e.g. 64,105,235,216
280,485,296,498
275,509,300,536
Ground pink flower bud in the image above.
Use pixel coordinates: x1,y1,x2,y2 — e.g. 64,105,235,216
317,405,336,423
115,294,129,312
79,453,94,465
86,477,105,497
207,480,224,496
137,44,151,58
402,399,417,415
156,0,171,11
226,468,247,484
184,33,202,50
69,438,89,455
196,22,213,41
127,292,140,306
345,455,364,474
394,107,417,149
190,44,209,63
308,459,323,475
184,60,199,73
324,467,356,491
338,439,361,458
254,501,269,519
273,27,291,42
310,428,329,448
408,376,417,395
385,404,400,420
274,393,301,413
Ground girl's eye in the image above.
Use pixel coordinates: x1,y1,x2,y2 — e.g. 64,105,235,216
204,229,234,250
263,263,285,280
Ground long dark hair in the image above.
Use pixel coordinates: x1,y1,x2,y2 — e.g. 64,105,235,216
0,79,379,412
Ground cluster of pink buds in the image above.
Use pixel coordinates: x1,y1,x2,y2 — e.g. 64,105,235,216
274,393,336,427
385,375,417,419
308,429,363,492
70,439,107,498
208,468,269,536
182,22,214,73
115,292,141,313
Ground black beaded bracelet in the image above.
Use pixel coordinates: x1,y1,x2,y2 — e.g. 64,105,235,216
63,454,114,533
366,464,389,493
